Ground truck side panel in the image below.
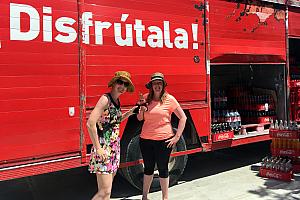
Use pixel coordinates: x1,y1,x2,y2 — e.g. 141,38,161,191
0,0,80,164
83,0,207,108
289,6,300,37
209,0,286,63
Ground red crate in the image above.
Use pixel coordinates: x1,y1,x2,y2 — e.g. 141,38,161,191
269,129,299,139
271,148,300,157
259,168,293,182
258,116,273,124
293,163,300,173
290,80,300,88
255,104,275,111
212,131,234,142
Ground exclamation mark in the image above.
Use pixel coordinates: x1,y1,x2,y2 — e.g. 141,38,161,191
192,24,198,49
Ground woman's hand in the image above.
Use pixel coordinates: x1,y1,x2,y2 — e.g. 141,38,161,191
139,105,148,112
130,105,139,114
96,147,108,161
166,135,180,148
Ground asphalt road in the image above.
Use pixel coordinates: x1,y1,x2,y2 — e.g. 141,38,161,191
2,141,296,200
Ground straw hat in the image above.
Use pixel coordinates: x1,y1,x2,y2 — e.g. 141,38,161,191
145,72,167,89
108,71,135,92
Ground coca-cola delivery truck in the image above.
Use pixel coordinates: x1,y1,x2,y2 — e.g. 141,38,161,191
1,0,299,190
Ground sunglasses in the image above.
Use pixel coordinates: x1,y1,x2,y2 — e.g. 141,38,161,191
116,79,130,87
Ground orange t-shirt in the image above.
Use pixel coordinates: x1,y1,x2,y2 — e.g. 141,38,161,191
140,93,180,140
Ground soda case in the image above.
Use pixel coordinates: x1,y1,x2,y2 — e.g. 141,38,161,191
212,131,234,142
211,123,234,142
270,129,300,157
259,156,294,182
211,110,241,134
269,126,300,173
259,168,293,182
231,94,276,124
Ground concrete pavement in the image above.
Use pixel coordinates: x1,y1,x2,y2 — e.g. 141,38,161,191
116,165,300,200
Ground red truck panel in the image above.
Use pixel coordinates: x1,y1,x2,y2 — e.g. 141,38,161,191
209,0,286,63
0,0,80,163
289,7,300,37
83,0,207,107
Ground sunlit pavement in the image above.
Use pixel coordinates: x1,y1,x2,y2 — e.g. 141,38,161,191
117,165,300,200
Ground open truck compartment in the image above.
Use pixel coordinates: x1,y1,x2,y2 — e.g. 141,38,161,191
211,64,286,139
289,38,300,122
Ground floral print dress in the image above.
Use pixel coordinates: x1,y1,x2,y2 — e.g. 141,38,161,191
88,93,122,174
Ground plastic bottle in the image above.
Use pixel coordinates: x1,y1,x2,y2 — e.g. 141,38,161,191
225,110,231,123
235,110,241,130
229,110,235,130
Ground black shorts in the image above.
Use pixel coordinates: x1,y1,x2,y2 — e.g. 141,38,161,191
139,137,173,178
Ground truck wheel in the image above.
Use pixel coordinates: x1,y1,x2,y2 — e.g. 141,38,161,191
120,133,188,191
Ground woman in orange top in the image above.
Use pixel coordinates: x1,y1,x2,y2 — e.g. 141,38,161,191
137,72,187,200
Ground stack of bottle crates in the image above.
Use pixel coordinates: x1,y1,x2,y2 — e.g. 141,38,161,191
259,119,300,181
211,90,237,141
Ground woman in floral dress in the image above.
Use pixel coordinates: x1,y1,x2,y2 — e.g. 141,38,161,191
87,71,137,200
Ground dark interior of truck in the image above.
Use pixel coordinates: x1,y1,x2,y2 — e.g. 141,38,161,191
289,38,300,80
210,64,286,137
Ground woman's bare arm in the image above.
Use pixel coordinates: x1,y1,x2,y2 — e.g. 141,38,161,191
166,106,187,148
86,95,108,153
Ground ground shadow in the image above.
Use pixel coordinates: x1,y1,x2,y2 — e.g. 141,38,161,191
246,172,300,200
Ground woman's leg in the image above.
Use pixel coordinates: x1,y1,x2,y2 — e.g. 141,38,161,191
92,173,114,200
156,140,172,200
159,177,169,200
140,138,156,200
142,174,154,200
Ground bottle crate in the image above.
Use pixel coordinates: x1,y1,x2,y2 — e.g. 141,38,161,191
269,129,299,139
259,168,293,182
212,131,234,142
271,148,300,157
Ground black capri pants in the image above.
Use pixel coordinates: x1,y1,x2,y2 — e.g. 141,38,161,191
139,137,173,178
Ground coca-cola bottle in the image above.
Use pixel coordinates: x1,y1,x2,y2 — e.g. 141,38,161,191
274,120,279,129
284,120,288,130
279,120,284,130
270,118,274,129
285,160,292,172
229,110,235,130
288,120,293,130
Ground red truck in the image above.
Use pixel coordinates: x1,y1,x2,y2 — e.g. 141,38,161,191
1,0,299,190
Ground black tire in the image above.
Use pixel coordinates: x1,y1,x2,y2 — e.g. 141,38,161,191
120,126,188,191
